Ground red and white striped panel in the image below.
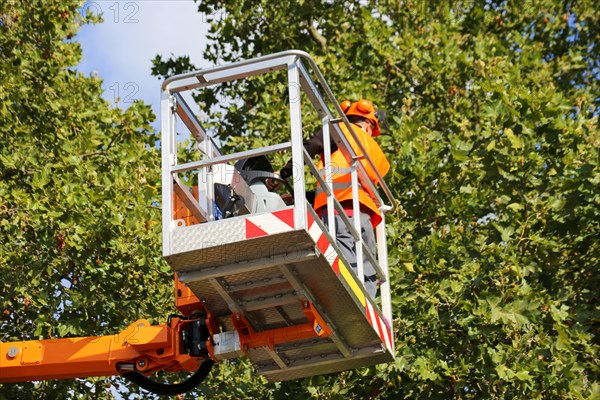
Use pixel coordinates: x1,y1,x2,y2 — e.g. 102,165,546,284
306,212,339,274
366,300,394,353
244,208,339,272
245,209,295,239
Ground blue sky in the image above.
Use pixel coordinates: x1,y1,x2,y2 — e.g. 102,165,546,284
77,0,212,125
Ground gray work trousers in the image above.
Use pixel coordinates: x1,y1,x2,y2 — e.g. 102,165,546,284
321,210,378,298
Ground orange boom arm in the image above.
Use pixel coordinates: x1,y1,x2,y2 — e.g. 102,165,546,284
0,317,211,384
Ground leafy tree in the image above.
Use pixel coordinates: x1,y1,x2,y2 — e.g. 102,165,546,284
1,0,597,398
1,1,169,398
152,0,599,398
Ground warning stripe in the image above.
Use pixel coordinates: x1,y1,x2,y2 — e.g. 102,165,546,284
271,208,295,228
245,219,269,238
245,210,294,239
339,259,366,307
308,220,323,243
381,315,394,353
305,212,338,274
306,211,393,352
323,245,337,265
366,301,393,353
317,235,331,256
365,299,375,327
378,314,392,352
244,208,394,353
331,258,340,275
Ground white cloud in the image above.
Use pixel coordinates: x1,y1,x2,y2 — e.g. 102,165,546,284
77,0,213,124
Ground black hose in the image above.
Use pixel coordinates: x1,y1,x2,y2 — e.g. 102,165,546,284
122,359,214,396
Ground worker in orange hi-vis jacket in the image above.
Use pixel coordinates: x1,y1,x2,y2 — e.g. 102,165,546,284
278,99,391,298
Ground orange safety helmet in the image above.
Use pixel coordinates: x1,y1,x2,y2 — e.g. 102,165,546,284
341,99,381,136
340,100,352,113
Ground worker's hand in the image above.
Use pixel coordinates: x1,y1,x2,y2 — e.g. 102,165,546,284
265,178,282,191
281,193,294,205
265,172,284,191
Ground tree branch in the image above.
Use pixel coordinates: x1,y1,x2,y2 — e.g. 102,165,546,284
306,19,327,51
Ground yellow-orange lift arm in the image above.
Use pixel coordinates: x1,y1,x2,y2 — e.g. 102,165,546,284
0,317,208,383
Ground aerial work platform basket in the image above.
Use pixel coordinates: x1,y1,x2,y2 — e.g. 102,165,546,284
160,50,397,382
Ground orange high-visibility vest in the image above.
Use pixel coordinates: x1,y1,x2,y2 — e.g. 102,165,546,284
313,123,390,227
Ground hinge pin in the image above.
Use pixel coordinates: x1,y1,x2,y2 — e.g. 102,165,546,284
7,346,19,358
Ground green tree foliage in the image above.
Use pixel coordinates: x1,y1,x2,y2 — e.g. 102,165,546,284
151,0,599,398
1,1,170,398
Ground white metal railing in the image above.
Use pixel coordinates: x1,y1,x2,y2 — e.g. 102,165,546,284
160,50,396,322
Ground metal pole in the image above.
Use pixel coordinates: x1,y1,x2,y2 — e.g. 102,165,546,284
288,61,306,230
322,117,335,238
203,134,215,222
161,91,175,257
351,164,364,285
376,219,392,324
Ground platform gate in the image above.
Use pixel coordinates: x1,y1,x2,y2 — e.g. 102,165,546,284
160,50,397,381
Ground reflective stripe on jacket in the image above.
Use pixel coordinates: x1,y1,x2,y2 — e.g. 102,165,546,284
313,123,390,228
